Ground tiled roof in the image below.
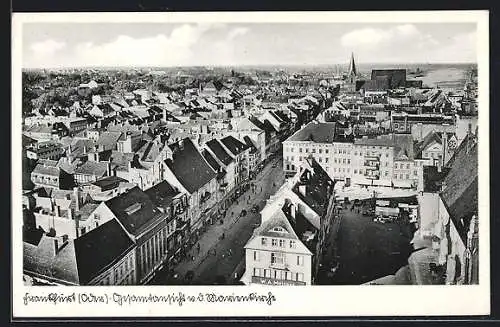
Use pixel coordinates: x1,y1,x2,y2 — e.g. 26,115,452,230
74,160,108,176
32,163,60,177
24,236,79,285
220,135,249,156
440,134,478,243
74,219,135,284
206,139,234,166
167,138,216,194
287,122,336,143
96,131,122,150
105,186,159,236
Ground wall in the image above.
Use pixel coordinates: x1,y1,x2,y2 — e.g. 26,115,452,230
245,238,312,285
91,247,137,285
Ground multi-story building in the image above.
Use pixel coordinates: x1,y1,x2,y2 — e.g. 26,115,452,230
23,219,136,286
241,157,336,286
162,138,218,238
283,122,426,190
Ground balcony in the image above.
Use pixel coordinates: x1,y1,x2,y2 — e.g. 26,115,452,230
270,261,289,270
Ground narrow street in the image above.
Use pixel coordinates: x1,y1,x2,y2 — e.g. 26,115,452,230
149,154,285,285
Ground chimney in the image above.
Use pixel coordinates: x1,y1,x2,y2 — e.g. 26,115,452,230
73,187,80,212
53,238,59,256
442,132,448,165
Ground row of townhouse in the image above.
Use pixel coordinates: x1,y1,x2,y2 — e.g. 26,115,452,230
282,122,429,191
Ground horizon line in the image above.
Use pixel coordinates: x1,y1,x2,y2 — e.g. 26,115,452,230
22,62,477,70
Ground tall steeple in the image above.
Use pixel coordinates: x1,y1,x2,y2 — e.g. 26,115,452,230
348,52,357,77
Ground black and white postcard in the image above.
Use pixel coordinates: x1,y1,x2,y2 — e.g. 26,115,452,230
12,10,490,317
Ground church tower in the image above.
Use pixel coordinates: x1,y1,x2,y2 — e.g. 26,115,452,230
347,52,357,84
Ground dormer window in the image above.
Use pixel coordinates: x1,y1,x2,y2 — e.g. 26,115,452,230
125,203,142,215
272,227,286,233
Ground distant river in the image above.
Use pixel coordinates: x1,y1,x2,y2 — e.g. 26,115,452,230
415,67,468,89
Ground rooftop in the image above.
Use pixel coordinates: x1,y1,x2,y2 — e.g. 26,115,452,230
105,186,160,236
206,139,234,166
166,138,217,194
287,122,337,143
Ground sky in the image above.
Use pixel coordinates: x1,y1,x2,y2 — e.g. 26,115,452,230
21,22,477,68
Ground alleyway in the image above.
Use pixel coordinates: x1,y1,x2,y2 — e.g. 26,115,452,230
149,154,285,285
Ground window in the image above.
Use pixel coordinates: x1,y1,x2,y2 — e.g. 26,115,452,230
395,163,398,169
291,156,294,161
319,149,323,154
318,158,322,163
279,239,285,248
286,156,289,161
272,239,278,246
400,174,404,179
271,252,285,265
354,152,357,156
354,169,357,174
305,148,308,153
414,170,418,176
325,149,329,154
295,272,304,282
264,269,271,278
253,268,261,277
253,251,259,261
290,148,294,152
342,159,346,164
297,256,304,266
299,148,302,153
334,158,337,164
406,174,409,179
394,174,398,179
325,158,329,163
261,237,267,246
406,164,410,169
347,159,351,164
290,240,296,248
386,153,389,157
385,171,388,176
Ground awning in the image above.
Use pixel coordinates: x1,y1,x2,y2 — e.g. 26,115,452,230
392,180,413,188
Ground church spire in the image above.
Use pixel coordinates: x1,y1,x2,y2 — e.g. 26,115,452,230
348,52,357,76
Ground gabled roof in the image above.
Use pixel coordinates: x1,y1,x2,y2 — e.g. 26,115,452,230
206,139,234,166
74,160,108,176
32,163,60,177
24,236,79,285
220,136,249,156
96,131,122,150
73,219,134,284
105,186,159,236
166,138,217,194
